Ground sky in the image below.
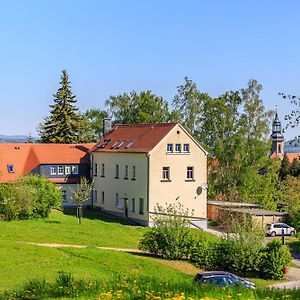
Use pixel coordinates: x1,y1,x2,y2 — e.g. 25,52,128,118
1,1,300,140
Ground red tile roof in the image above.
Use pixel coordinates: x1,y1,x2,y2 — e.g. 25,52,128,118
91,123,177,153
0,143,95,183
270,152,300,163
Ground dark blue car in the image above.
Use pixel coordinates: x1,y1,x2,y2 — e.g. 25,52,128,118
194,271,256,288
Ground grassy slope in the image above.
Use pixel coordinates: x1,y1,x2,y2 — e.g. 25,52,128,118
0,210,146,248
0,211,194,290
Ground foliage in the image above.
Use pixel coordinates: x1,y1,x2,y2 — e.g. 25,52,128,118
81,108,108,142
239,159,282,210
173,78,273,201
39,70,85,143
0,175,61,220
260,240,292,279
283,175,300,229
105,90,177,124
71,177,93,224
139,202,195,259
2,272,300,300
279,92,300,130
279,153,290,181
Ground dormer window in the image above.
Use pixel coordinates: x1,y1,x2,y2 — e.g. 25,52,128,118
50,166,57,175
7,164,14,173
167,144,173,153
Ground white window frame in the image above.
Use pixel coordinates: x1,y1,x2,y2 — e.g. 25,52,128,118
115,164,119,178
162,167,170,181
183,143,190,153
94,163,98,176
65,166,71,175
175,143,181,153
187,166,194,180
167,143,173,153
58,165,64,175
72,165,78,175
139,198,144,215
8,164,15,173
51,165,57,175
132,166,136,180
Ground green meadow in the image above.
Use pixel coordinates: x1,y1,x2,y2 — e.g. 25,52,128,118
0,210,299,299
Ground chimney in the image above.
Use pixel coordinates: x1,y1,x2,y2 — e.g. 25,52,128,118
103,117,112,136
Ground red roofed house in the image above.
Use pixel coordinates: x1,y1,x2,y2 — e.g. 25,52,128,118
0,143,95,206
90,123,208,229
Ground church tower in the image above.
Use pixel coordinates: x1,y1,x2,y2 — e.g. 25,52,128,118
271,111,284,156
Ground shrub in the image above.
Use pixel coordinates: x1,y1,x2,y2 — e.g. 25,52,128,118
139,202,195,259
0,175,61,220
260,240,292,279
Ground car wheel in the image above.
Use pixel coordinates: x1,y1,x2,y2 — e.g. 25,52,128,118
290,231,296,236
270,231,276,237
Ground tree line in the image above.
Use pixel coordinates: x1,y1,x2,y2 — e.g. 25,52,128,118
37,70,300,228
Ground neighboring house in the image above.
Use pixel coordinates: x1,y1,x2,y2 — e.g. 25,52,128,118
0,143,94,206
90,123,208,229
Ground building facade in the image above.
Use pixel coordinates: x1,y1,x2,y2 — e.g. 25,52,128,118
90,123,208,229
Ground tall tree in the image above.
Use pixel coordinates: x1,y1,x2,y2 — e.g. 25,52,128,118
173,78,274,201
279,153,290,181
105,90,176,124
39,70,84,143
81,108,108,142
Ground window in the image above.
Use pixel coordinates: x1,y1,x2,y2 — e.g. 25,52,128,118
132,166,136,180
115,193,119,206
175,143,181,152
131,198,135,212
101,164,105,177
58,165,64,175
62,190,67,202
162,167,170,181
167,143,173,153
72,165,78,174
51,165,57,175
65,166,71,175
7,164,14,173
115,164,119,178
94,190,98,203
183,144,190,153
124,165,128,179
94,163,98,176
139,198,144,215
186,166,194,180
101,191,105,203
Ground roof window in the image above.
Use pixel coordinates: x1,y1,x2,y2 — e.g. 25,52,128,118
7,164,14,173
126,141,135,149
116,141,125,149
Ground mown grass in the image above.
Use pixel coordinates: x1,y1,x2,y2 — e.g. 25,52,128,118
0,210,146,248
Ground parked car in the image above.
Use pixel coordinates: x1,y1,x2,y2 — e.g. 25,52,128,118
194,271,256,288
265,222,296,237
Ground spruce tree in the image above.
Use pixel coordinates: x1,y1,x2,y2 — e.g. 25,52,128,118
39,70,84,143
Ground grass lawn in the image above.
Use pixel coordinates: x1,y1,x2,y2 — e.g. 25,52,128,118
0,210,287,297
0,210,146,248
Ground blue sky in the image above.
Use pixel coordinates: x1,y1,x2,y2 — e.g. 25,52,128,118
1,1,300,139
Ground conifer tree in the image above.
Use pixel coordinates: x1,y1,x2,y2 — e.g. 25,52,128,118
279,154,291,181
39,70,84,143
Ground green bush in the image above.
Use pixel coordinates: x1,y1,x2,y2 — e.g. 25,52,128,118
139,202,195,259
260,240,292,279
0,175,61,220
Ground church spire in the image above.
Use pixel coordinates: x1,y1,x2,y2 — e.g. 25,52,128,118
271,109,284,156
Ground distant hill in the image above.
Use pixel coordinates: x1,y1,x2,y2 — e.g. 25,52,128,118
0,135,38,143
285,138,300,153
